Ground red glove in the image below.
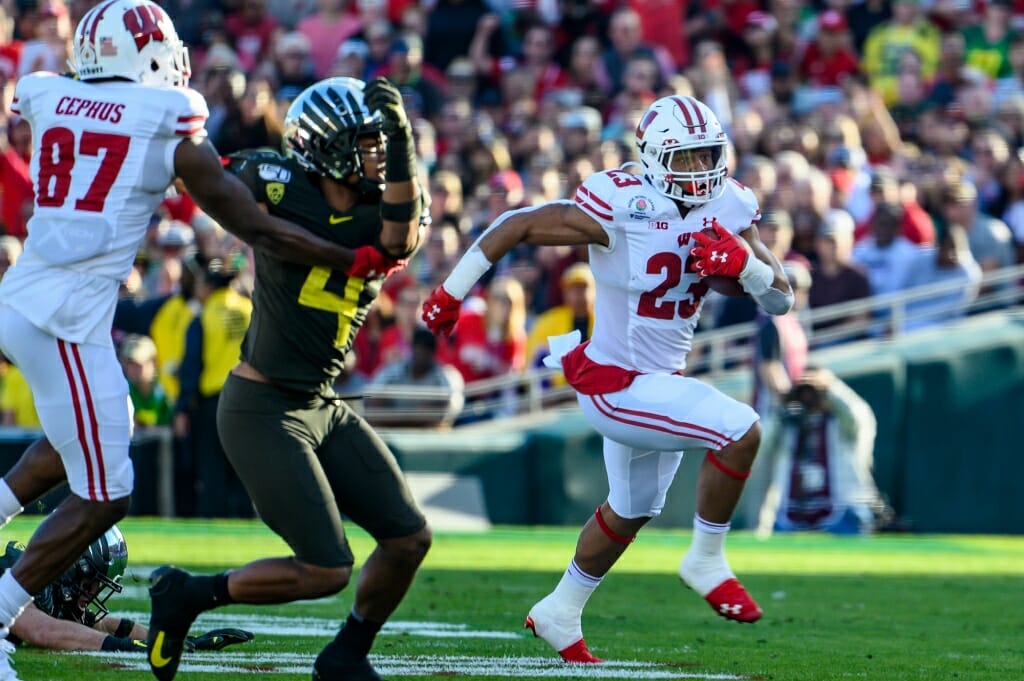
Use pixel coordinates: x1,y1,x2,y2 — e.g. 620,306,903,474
348,246,406,279
421,285,462,336
690,223,750,279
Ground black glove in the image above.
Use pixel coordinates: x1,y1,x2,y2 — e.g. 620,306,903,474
364,77,411,139
187,628,255,651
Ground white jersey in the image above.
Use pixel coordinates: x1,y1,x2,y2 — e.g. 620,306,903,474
0,72,208,345
574,168,760,373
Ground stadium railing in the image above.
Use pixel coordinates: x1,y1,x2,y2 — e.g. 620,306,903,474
361,263,1024,427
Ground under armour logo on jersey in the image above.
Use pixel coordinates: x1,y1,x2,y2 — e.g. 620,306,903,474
710,251,728,263
425,304,440,321
719,603,744,616
702,216,719,228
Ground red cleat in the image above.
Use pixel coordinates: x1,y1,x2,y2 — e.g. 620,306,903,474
703,578,763,623
524,616,603,664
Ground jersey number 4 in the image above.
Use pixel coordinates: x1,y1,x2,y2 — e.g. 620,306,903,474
637,252,708,319
36,127,130,212
298,267,364,347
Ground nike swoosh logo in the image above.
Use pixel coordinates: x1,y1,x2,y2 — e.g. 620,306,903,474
150,631,173,668
329,215,353,225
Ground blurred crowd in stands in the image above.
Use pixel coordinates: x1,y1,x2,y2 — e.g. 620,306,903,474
2,0,1024,514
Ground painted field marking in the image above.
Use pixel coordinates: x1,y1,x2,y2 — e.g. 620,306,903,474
116,611,522,639
78,652,744,679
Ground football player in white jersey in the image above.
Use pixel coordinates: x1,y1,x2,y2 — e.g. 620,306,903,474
0,2,405,678
422,94,794,662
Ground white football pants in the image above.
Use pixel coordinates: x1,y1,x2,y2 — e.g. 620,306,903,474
578,372,758,518
0,305,133,501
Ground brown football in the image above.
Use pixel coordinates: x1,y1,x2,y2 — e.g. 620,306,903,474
703,275,747,297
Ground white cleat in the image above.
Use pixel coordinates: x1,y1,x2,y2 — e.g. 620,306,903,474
524,595,602,663
679,553,762,623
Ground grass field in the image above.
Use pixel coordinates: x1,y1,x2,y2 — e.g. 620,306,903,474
4,516,1023,681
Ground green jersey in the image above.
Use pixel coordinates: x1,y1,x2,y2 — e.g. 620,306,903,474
225,149,384,394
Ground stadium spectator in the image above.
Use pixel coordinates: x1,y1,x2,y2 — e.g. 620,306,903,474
0,116,32,240
755,368,888,535
376,283,429,372
0,356,37,429
372,34,446,119
901,224,983,332
118,335,173,429
524,262,595,373
809,209,873,337
16,0,69,77
212,77,283,156
851,201,922,296
450,275,527,387
423,0,492,74
223,0,279,74
367,327,464,428
272,31,317,102
297,0,361,79
174,257,252,519
851,166,933,244
600,6,673,94
941,180,1016,275
330,37,369,80
797,10,860,88
423,93,793,661
861,0,941,106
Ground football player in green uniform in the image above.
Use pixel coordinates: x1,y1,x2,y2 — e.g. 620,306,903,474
145,76,431,681
0,527,252,653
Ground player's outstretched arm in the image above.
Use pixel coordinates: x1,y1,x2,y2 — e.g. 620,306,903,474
12,604,114,650
174,137,358,270
422,202,606,335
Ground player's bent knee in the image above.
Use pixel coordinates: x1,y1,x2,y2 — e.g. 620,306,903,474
709,423,762,478
300,562,352,597
382,525,432,567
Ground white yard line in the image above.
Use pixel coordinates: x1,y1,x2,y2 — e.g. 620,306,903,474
77,652,744,679
115,611,523,639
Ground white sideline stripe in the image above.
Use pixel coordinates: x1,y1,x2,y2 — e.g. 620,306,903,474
116,611,522,639
76,653,743,679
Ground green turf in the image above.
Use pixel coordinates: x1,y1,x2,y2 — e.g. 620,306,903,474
3,517,1022,680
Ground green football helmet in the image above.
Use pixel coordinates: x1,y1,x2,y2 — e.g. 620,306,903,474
283,77,383,185
52,525,127,624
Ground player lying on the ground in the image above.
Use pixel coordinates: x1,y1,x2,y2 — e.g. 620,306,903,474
0,526,252,652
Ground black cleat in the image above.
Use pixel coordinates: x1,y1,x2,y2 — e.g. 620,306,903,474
312,646,384,681
146,566,201,681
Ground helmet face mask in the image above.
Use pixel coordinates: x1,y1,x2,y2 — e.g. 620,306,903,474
52,525,127,625
71,0,190,87
283,77,384,185
635,95,729,205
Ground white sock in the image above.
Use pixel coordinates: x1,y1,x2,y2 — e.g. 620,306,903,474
0,571,32,631
680,515,734,595
552,559,602,615
690,514,730,556
0,482,23,529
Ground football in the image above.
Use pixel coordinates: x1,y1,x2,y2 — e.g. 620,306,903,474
696,226,747,297
703,275,747,297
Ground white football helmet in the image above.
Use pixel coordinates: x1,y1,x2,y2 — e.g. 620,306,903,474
635,95,728,205
70,0,190,86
